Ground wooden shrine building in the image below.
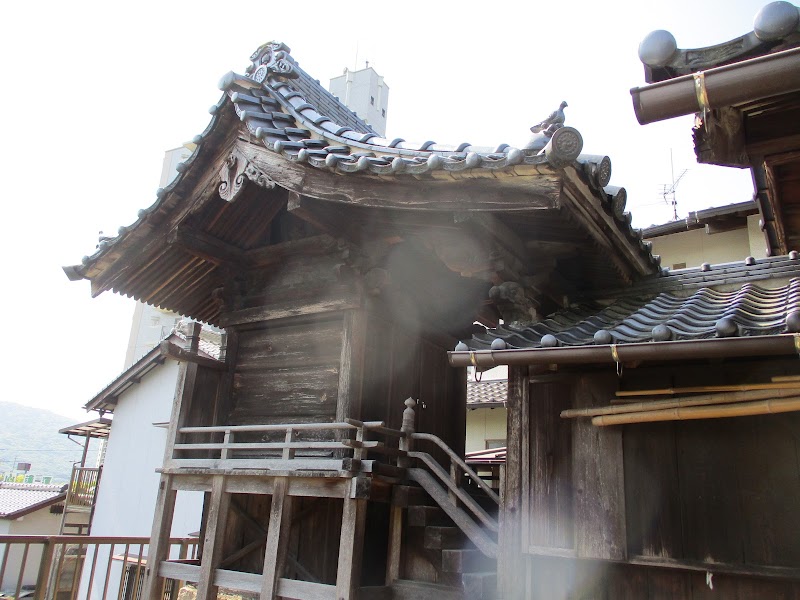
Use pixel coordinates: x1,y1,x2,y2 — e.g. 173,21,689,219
450,3,800,598
64,41,659,600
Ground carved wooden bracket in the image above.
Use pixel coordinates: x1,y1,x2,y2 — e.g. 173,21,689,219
219,152,276,202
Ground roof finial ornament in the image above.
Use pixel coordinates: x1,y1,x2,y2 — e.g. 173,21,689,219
531,101,568,138
246,41,299,83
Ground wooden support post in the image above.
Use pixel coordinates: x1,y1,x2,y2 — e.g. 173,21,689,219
283,428,295,460
195,476,231,600
261,478,294,599
449,463,462,505
336,496,368,600
143,475,178,600
385,505,403,584
184,321,202,352
498,366,528,600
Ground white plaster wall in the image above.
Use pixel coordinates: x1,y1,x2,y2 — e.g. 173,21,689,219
329,68,388,136
466,407,507,453
80,359,203,600
647,227,751,269
90,359,203,538
0,507,62,590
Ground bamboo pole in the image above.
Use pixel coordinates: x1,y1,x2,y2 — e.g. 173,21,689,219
591,397,800,426
562,388,800,419
615,382,800,397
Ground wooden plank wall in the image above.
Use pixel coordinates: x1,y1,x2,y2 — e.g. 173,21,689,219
228,316,343,431
513,367,800,599
360,318,466,458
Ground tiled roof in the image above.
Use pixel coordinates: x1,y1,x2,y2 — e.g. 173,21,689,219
638,2,800,83
467,379,508,406
64,41,660,304
0,482,66,519
465,254,800,350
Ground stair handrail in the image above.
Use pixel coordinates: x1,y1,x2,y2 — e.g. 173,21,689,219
409,432,500,506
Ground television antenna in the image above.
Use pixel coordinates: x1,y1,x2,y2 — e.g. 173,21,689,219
660,149,688,221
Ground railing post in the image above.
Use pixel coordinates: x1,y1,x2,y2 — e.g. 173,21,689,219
34,538,55,600
398,398,416,469
449,463,461,505
283,428,295,460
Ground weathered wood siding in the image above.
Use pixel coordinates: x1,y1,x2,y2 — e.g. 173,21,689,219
504,366,800,599
229,317,344,428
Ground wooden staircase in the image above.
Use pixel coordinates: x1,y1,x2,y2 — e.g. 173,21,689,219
384,477,498,600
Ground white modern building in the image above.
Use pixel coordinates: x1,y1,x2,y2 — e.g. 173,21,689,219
329,66,389,136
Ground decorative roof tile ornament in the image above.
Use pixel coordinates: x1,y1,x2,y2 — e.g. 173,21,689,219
246,41,299,83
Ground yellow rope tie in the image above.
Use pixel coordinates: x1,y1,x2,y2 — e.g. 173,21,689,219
794,334,800,356
470,351,478,367
694,71,710,126
611,344,622,377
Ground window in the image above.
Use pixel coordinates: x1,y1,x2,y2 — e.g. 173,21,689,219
382,109,386,117
485,439,506,449
672,262,687,270
370,96,375,105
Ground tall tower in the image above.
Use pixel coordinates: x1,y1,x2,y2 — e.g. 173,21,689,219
329,65,389,136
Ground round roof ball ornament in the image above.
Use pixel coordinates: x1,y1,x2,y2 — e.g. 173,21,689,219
745,256,756,266
490,338,508,350
715,317,740,338
593,329,614,345
638,30,678,67
754,1,800,41
652,324,673,342
454,341,469,352
540,334,560,348
790,250,799,260
701,262,712,272
786,311,800,333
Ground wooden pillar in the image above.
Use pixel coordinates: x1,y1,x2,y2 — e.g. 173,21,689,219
336,496,367,600
195,476,231,600
143,475,177,600
498,365,528,600
385,505,403,584
337,310,367,422
261,478,294,599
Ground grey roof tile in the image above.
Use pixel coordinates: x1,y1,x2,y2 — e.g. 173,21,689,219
0,483,66,519
466,255,800,350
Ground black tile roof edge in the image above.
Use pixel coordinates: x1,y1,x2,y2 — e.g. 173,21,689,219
642,200,758,238
637,2,800,83
63,41,659,281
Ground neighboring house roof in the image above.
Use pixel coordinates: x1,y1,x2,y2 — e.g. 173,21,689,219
59,418,112,439
642,200,758,238
0,482,67,520
85,329,222,413
451,253,800,367
63,42,660,326
467,379,507,408
465,447,506,465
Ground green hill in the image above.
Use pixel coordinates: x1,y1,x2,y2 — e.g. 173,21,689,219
0,402,101,484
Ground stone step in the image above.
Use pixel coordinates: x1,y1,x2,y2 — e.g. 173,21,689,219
461,571,497,600
441,549,497,574
408,505,450,527
391,579,463,600
424,526,471,550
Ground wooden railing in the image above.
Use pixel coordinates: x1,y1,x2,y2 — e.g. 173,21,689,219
171,420,406,476
0,535,197,600
65,466,102,511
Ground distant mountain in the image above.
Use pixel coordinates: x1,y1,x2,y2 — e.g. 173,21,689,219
0,402,101,484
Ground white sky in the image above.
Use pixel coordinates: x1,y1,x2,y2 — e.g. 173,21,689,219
0,0,769,420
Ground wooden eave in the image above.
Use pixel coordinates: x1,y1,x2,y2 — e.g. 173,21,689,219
65,46,659,323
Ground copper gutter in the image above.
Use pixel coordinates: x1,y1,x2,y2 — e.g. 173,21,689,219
630,46,800,125
448,334,800,368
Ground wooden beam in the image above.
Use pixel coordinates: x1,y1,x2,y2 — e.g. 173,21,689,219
244,233,339,267
168,225,245,267
261,478,294,599
240,141,560,212
159,341,227,371
336,496,368,600
195,475,231,600
287,192,342,238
